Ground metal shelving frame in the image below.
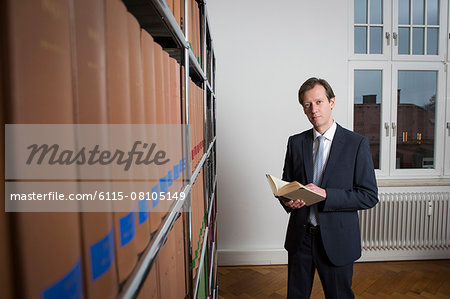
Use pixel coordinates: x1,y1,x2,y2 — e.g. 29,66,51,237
211,219,218,298
194,173,217,298
117,0,217,298
207,176,218,297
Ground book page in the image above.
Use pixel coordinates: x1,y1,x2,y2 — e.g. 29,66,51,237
266,174,288,195
280,181,304,194
269,175,288,190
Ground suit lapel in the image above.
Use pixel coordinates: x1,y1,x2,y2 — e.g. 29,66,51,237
321,124,345,187
302,129,314,184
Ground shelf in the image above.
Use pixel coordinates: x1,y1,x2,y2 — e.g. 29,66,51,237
189,48,207,83
191,137,216,184
213,232,218,298
3,0,217,298
116,2,215,298
118,183,190,298
207,175,217,225
206,80,214,96
193,226,209,298
208,241,216,296
192,158,216,298
118,140,216,298
123,0,188,50
119,117,216,298
208,222,218,296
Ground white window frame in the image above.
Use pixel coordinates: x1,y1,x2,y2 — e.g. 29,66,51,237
390,62,446,178
349,0,392,61
445,71,450,176
448,1,450,63
350,0,450,179
349,62,447,178
392,0,448,61
349,61,392,178
446,4,450,176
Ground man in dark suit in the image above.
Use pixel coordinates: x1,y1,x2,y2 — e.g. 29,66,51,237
281,78,378,299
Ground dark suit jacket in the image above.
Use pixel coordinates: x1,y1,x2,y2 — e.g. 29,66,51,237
282,124,378,267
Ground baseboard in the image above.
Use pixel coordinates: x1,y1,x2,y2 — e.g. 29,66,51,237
218,249,288,266
359,248,450,261
218,248,450,266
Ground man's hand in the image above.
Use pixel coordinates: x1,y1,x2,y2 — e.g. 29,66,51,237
282,199,306,209
305,183,327,198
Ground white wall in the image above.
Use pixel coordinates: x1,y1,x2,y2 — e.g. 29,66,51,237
207,0,350,265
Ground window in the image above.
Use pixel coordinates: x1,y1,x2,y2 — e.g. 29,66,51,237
350,62,391,177
352,68,383,170
350,0,448,61
396,70,436,169
350,0,449,178
390,63,446,177
351,62,446,178
354,0,384,54
350,0,391,60
393,0,447,60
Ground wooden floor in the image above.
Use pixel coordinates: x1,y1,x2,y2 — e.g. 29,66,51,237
218,260,450,298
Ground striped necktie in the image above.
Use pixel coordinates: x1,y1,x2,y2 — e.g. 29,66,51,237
309,135,325,226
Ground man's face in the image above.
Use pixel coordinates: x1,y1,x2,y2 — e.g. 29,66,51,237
302,84,335,134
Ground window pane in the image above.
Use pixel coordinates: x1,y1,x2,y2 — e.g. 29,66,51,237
398,27,410,54
413,0,425,25
396,71,436,169
370,0,383,24
355,26,368,53
399,0,411,25
412,27,424,54
369,26,383,54
354,70,382,169
427,0,439,25
355,0,368,23
427,28,439,55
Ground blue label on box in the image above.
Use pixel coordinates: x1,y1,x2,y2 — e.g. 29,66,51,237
89,228,115,281
151,184,160,208
119,211,136,247
138,199,149,224
42,259,83,299
173,164,180,180
167,170,173,187
160,176,168,194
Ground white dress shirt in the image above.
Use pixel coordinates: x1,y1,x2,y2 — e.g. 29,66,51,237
312,121,337,179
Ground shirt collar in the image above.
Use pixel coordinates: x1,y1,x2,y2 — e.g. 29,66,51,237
313,121,337,142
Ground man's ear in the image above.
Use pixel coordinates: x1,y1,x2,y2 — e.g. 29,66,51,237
330,97,336,109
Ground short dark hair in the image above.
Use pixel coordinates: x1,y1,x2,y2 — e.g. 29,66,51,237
298,77,335,105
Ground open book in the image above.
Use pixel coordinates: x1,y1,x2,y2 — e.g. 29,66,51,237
266,174,325,206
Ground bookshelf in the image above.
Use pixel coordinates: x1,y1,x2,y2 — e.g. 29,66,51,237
2,0,217,298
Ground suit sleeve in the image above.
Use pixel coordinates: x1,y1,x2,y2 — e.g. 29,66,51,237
280,137,293,213
323,137,378,212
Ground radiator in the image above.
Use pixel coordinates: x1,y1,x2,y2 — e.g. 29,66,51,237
358,192,450,256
